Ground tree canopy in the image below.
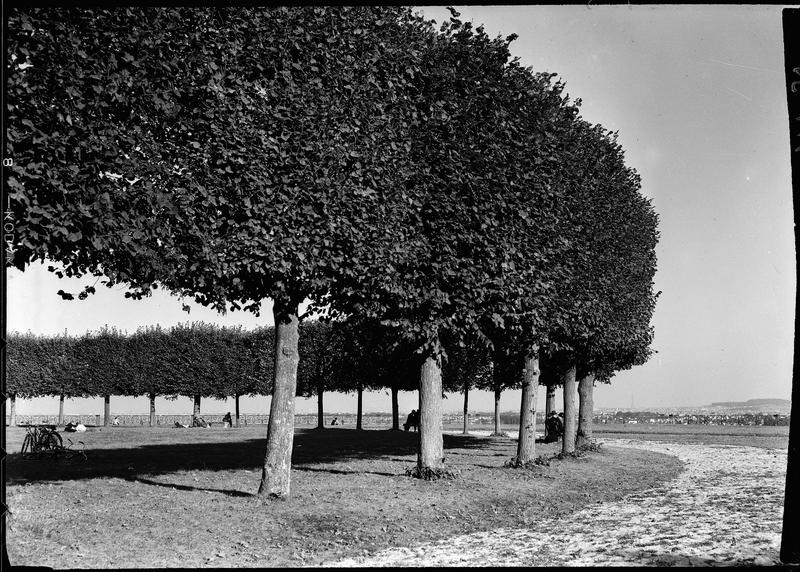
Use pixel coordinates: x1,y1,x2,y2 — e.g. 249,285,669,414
7,6,659,488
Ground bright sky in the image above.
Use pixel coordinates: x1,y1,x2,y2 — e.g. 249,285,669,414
5,5,795,417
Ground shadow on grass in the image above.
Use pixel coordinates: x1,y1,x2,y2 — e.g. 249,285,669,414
126,476,256,498
6,428,491,486
293,466,399,478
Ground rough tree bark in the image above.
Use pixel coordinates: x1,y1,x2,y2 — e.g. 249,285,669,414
317,379,325,429
193,395,201,418
544,384,557,439
58,394,65,426
103,394,111,426
418,353,444,470
391,384,400,430
9,394,16,426
462,382,469,435
356,384,363,430
494,385,502,435
258,302,300,499
576,372,596,448
516,346,540,463
235,393,240,427
149,392,156,427
562,364,578,454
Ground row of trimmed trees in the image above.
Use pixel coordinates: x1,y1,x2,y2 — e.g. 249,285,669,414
7,319,636,454
6,324,271,427
5,321,526,431
8,6,659,497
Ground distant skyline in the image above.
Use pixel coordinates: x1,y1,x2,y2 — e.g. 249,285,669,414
5,5,796,415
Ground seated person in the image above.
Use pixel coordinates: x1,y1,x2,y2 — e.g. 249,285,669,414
330,417,339,426
112,416,120,426
555,413,565,436
64,421,78,432
544,412,560,443
222,412,232,427
403,409,419,432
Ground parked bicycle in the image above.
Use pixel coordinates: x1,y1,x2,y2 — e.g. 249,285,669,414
19,424,86,460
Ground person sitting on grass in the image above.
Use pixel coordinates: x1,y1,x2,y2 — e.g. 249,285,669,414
222,412,232,427
192,415,209,428
64,421,78,432
403,409,419,432
544,412,560,443
330,417,339,426
555,412,565,436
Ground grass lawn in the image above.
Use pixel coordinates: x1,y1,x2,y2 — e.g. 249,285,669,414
6,425,683,568
442,422,790,450
590,422,789,449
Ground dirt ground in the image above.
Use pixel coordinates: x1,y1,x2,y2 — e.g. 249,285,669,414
6,425,682,568
330,433,787,567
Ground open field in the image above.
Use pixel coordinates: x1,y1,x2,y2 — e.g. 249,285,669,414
590,422,789,449
6,425,683,568
444,422,790,449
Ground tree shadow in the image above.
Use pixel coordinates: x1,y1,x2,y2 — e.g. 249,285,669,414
293,466,398,478
125,476,256,498
6,428,492,486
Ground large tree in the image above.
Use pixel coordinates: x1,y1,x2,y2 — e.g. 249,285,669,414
540,120,659,454
296,320,349,429
127,325,188,427
7,7,436,497
441,332,492,435
74,327,132,426
5,332,70,425
325,10,567,475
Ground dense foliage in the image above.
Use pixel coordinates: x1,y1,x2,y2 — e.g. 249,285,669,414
7,7,659,488
7,324,272,401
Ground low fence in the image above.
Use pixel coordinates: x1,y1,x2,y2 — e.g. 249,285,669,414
7,413,423,427
8,414,271,427
6,412,533,427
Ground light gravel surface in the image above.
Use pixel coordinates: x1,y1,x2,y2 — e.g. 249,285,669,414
326,436,786,567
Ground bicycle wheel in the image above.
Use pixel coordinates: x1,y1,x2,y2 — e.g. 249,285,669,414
21,434,33,454
43,431,63,451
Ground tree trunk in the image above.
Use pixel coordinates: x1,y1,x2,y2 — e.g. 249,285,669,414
462,383,469,435
258,302,300,499
391,384,400,430
562,364,578,454
149,392,156,427
235,394,240,428
577,372,596,448
494,385,502,435
516,346,540,463
58,394,65,426
317,379,325,429
544,385,556,439
418,354,444,470
356,384,363,430
193,395,201,418
104,394,111,426
9,394,16,426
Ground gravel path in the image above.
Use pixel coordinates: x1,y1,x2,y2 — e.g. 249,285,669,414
326,437,786,567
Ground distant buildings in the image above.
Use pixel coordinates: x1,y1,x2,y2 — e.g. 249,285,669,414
592,411,789,427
